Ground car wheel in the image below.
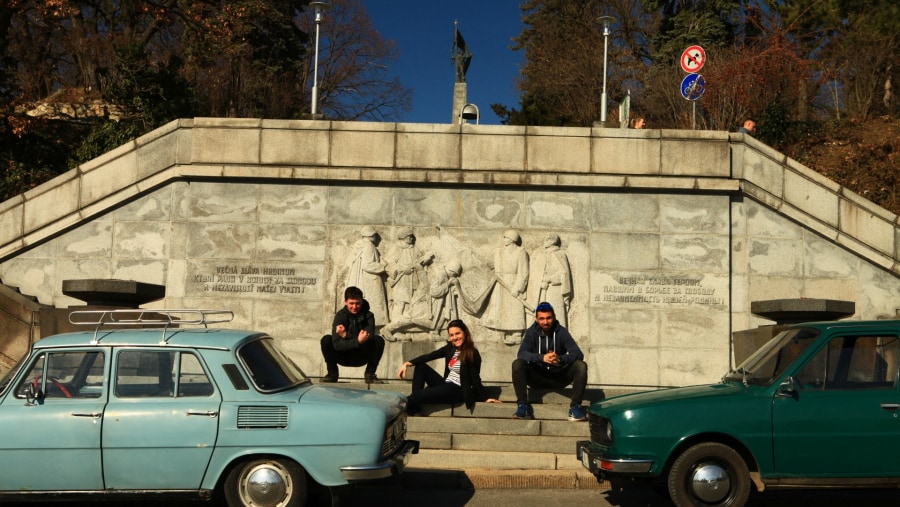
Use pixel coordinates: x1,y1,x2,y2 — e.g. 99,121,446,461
667,442,751,507
224,458,307,507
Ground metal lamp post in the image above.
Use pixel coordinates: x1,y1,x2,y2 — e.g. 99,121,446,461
309,2,330,117
596,16,615,125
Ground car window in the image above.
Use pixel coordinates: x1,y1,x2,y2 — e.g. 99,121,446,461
238,338,309,392
794,335,899,390
726,328,820,385
15,351,105,399
178,352,214,396
0,355,26,396
115,350,213,398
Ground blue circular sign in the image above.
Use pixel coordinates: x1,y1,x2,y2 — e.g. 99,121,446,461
680,74,706,101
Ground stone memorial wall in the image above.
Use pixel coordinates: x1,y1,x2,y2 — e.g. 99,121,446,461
1,119,898,388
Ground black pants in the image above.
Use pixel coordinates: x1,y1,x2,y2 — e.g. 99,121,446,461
406,363,463,415
320,334,385,376
511,358,587,406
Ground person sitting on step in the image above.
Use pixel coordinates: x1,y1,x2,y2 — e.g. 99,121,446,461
398,319,500,416
511,302,588,421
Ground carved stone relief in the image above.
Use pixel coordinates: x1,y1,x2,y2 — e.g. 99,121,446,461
338,225,574,345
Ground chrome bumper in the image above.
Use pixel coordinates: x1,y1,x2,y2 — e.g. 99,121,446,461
340,440,420,481
577,440,654,475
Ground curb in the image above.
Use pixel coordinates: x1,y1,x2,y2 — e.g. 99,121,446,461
399,468,610,490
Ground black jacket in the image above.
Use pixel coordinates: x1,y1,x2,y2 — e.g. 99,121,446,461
330,299,377,352
408,342,489,412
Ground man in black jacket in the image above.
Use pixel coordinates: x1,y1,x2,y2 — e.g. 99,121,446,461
512,301,588,421
320,286,385,384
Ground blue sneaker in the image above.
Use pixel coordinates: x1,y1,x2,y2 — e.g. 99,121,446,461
568,405,587,421
513,403,534,420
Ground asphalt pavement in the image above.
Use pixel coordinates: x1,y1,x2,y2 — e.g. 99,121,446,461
9,483,900,506
335,485,900,507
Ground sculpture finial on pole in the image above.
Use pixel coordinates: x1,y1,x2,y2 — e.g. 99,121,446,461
452,21,472,83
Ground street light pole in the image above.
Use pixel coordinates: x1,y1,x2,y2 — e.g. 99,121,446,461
596,16,615,125
309,2,330,118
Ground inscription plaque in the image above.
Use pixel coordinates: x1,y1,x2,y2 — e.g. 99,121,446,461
594,273,726,306
189,264,319,297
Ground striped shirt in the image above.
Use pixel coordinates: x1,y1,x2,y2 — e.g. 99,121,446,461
446,350,461,386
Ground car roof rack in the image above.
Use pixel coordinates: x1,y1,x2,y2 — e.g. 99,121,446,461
68,309,235,344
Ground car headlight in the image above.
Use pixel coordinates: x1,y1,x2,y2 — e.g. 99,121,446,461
589,415,614,446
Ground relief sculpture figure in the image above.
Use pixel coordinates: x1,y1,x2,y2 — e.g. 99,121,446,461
429,261,466,338
386,227,435,321
485,229,530,344
531,234,573,327
384,259,472,342
345,226,389,324
381,227,435,341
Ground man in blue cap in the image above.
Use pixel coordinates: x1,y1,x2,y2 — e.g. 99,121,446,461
511,301,588,421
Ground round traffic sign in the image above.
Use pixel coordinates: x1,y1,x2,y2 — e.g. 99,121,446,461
680,45,706,73
680,73,706,101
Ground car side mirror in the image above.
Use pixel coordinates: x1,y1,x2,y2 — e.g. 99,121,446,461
777,376,798,398
24,379,44,406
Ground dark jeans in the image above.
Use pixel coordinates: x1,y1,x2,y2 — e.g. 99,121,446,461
511,358,587,406
406,363,463,415
320,334,385,376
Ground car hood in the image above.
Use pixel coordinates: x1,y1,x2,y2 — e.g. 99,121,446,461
592,382,754,414
298,385,407,417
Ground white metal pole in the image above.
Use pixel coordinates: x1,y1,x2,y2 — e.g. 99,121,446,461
601,23,609,123
311,14,322,116
596,16,615,125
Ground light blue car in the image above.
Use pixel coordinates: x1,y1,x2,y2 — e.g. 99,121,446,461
0,309,418,506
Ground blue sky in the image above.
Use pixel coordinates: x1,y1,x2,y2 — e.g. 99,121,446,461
366,1,525,125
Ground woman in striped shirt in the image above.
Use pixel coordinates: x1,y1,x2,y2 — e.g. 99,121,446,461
398,319,500,415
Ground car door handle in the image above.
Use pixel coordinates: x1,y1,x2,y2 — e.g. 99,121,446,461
186,410,219,418
880,403,900,410
71,412,102,419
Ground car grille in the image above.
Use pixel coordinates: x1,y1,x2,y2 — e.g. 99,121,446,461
588,412,612,446
381,413,407,457
237,405,289,428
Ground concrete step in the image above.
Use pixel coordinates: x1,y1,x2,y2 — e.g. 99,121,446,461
324,378,624,405
317,378,631,489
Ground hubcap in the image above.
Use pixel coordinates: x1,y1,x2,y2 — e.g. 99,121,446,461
690,462,730,503
242,463,291,507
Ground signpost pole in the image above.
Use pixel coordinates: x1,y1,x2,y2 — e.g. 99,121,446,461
693,101,696,130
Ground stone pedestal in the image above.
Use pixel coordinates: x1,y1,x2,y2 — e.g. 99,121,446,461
62,279,165,308
750,298,855,324
38,280,167,338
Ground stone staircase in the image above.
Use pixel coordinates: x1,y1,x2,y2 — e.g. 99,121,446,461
325,378,635,490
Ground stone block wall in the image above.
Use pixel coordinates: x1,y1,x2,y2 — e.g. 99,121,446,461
0,119,898,388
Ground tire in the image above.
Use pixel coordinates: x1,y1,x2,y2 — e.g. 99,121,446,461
224,458,307,507
667,442,751,507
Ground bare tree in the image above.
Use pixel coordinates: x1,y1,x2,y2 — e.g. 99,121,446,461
296,0,410,121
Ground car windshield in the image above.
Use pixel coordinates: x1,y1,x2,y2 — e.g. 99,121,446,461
238,337,310,392
0,355,27,396
724,327,821,385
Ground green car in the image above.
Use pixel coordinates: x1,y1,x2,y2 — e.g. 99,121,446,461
0,309,418,507
577,319,900,507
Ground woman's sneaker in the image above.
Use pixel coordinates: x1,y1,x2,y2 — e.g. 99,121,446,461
513,403,534,420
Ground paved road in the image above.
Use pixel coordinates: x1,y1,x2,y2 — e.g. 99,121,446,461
9,485,900,506
336,485,900,507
